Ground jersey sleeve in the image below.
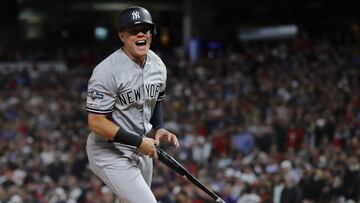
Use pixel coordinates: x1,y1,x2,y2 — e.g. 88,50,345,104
86,69,117,114
157,89,165,101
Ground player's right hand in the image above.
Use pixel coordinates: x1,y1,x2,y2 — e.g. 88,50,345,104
138,137,159,159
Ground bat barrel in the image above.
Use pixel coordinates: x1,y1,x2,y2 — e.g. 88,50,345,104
216,198,226,203
184,171,225,202
156,146,226,202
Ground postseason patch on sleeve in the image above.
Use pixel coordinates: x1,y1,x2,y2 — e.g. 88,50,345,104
87,90,104,100
86,90,103,110
86,89,115,113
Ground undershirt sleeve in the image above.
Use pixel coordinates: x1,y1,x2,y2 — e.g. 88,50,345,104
150,100,164,130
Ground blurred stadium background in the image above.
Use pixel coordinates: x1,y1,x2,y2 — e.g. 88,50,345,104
1,0,360,203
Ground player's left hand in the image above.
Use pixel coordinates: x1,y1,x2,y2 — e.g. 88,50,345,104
154,128,179,148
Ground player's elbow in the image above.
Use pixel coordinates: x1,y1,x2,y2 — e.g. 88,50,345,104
88,114,95,132
88,113,103,132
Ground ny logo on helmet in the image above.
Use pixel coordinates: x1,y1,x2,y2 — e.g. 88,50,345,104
132,11,140,20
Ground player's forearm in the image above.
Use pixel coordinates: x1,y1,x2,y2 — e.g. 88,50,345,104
88,113,143,147
150,101,164,131
88,113,119,140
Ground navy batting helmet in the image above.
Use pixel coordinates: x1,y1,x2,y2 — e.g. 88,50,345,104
117,6,155,33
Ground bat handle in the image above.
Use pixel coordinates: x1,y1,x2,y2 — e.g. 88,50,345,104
216,198,226,203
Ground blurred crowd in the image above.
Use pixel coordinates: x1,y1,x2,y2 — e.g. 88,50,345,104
0,35,360,203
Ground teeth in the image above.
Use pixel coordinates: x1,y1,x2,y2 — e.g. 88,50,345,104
135,40,147,46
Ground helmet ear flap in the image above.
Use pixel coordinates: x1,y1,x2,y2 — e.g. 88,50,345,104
150,27,157,46
152,26,157,37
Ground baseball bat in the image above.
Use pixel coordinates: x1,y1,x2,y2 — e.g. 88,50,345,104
156,146,226,203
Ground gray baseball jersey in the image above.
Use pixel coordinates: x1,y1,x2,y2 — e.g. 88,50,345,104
85,48,166,203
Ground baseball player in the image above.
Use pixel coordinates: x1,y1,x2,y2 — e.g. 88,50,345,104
85,6,179,203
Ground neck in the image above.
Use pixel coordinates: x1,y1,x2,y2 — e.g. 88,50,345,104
122,48,146,68
133,57,146,67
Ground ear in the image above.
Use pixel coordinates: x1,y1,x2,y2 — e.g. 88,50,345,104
118,32,124,41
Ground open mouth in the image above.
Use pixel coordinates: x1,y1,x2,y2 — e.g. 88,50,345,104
135,40,147,47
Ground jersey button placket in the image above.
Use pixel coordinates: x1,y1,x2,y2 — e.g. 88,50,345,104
141,67,146,135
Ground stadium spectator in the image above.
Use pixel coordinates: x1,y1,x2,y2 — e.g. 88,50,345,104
1,34,359,203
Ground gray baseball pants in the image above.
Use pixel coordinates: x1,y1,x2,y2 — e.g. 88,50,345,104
86,134,156,203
